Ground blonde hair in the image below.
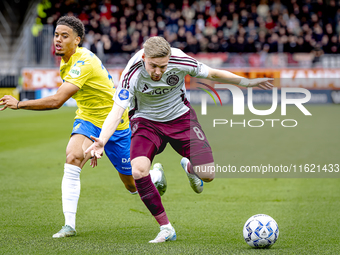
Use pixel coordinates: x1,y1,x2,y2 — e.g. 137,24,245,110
143,36,171,58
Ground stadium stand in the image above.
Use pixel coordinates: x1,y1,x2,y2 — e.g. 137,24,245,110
0,0,40,87
1,0,340,92
36,0,340,68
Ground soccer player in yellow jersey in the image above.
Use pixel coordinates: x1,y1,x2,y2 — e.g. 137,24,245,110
0,16,167,238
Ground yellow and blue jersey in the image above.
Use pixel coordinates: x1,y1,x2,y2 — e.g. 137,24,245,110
59,47,129,130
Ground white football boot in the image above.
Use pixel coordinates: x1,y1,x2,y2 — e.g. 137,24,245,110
149,224,177,243
151,163,167,196
52,225,76,238
181,157,203,194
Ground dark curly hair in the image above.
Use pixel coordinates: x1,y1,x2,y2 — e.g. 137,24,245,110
56,16,85,44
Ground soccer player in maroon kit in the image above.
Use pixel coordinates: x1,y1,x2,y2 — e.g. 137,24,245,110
86,36,273,243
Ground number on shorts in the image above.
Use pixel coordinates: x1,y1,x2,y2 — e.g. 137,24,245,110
193,126,205,140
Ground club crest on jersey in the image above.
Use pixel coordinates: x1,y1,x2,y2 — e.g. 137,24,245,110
166,74,179,86
118,89,129,100
131,122,138,134
69,66,81,78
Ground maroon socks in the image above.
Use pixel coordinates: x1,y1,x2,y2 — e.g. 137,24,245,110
135,175,169,226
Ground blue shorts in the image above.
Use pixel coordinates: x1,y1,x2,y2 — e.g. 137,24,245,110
71,119,132,175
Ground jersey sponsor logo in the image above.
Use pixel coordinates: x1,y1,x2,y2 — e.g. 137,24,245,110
166,74,179,86
145,86,177,95
118,89,129,100
69,66,81,78
122,158,130,163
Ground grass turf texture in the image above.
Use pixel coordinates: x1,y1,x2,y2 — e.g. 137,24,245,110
0,105,339,254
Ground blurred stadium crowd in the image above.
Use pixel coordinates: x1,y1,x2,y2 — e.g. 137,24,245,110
40,0,340,57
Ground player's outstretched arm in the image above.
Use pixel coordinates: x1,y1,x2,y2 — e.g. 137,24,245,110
205,67,274,90
0,82,79,111
85,102,125,168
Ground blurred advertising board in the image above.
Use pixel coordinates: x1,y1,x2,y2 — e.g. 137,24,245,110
22,68,123,89
23,68,340,90
22,68,340,104
189,69,340,90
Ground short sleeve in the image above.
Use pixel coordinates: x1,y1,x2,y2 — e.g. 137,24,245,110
63,61,93,88
114,85,134,109
170,48,209,79
191,62,210,79
113,51,143,109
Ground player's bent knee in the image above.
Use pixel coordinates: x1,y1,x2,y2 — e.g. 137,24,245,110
132,169,147,179
131,162,150,179
66,153,83,167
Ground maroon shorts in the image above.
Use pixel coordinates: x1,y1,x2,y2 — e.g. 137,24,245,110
130,106,214,166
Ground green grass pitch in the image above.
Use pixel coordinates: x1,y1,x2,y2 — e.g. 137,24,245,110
0,105,339,254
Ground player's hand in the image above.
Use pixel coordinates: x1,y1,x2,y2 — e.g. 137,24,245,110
247,78,274,90
0,95,19,111
85,136,104,168
89,155,98,168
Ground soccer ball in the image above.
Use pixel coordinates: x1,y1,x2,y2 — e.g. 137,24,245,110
243,214,279,248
